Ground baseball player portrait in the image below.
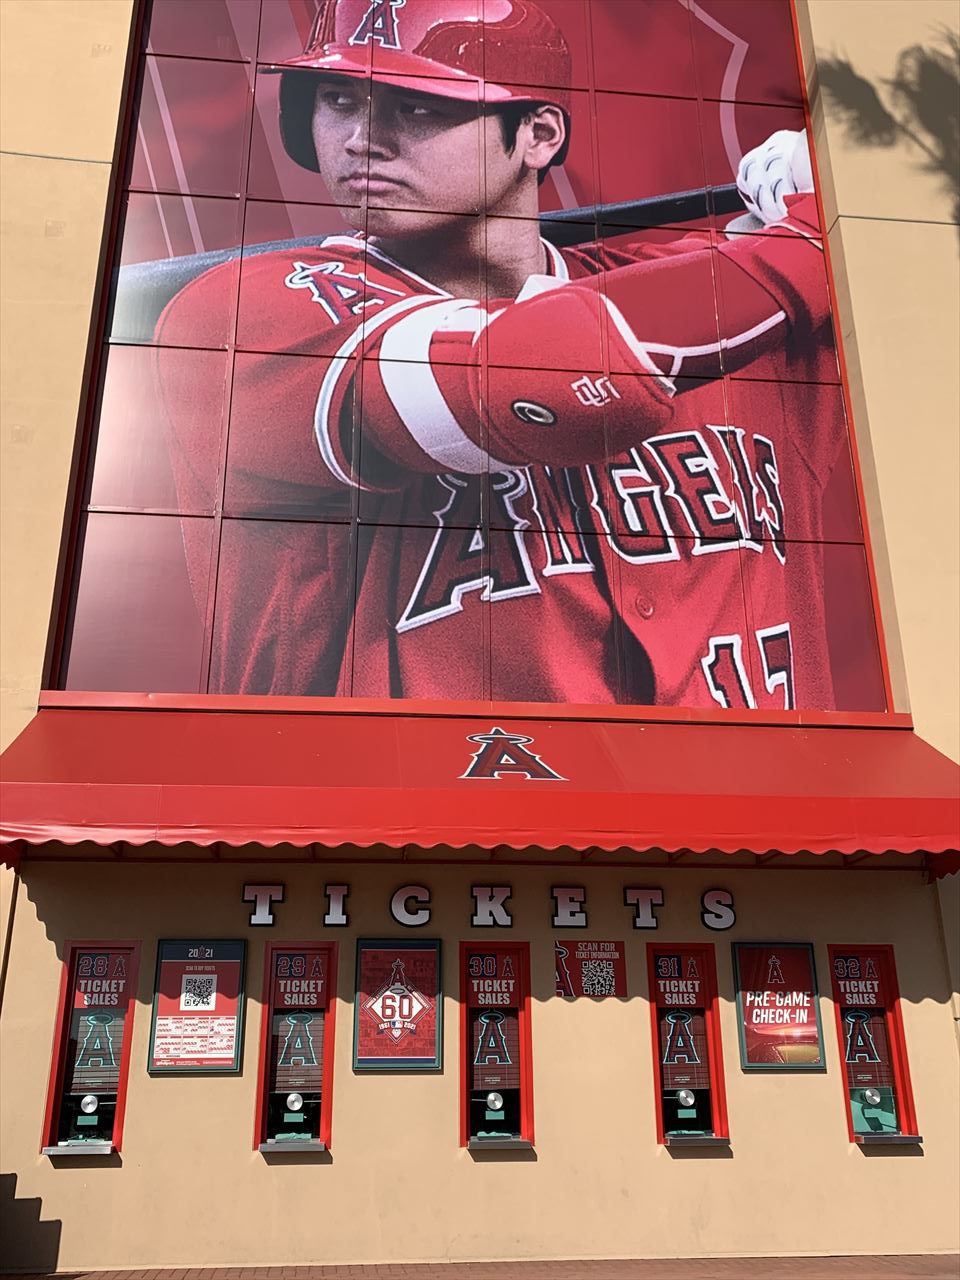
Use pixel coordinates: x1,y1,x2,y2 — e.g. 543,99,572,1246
86,0,886,711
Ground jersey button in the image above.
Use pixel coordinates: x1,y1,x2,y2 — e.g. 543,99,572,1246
634,594,655,619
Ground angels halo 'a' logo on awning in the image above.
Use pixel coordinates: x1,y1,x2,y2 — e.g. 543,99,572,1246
461,726,566,782
363,958,429,1042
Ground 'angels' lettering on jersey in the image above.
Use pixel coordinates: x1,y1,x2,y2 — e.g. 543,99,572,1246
402,425,786,633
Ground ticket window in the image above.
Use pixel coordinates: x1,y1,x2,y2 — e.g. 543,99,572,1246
255,943,337,1152
41,943,140,1156
827,946,921,1145
461,944,534,1150
647,944,729,1146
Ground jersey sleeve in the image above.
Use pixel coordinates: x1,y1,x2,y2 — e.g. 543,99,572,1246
154,256,356,505
331,196,831,488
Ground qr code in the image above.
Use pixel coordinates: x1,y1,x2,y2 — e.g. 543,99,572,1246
180,974,216,1010
581,959,616,997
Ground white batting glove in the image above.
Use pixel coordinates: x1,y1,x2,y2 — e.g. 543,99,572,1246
735,130,813,224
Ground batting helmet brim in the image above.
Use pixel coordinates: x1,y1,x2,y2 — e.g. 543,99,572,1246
263,54,560,110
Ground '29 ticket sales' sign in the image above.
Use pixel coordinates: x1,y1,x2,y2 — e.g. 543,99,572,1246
148,940,246,1073
733,943,825,1070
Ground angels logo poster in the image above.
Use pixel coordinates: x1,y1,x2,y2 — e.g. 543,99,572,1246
354,939,442,1070
61,0,888,718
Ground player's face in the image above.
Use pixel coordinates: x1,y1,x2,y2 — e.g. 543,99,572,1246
310,76,529,235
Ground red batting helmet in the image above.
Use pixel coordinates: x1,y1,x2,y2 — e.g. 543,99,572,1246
271,0,572,172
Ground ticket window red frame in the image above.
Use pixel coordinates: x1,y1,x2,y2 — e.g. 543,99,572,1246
254,942,338,1152
827,945,921,1145
460,943,534,1150
41,941,141,1156
647,943,729,1147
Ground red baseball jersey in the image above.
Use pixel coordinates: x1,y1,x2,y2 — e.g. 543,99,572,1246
154,197,881,709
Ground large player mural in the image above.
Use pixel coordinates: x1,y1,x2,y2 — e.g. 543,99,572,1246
63,0,887,711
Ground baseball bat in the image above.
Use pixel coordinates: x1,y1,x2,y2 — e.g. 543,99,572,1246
111,183,744,342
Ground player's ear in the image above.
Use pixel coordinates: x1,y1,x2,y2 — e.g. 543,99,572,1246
522,105,566,175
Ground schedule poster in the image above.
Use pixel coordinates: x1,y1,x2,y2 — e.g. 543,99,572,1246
554,940,627,998
148,940,246,1073
733,943,825,1070
354,940,441,1071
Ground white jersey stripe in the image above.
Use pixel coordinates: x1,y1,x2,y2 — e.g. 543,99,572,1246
601,295,678,391
626,309,787,379
379,301,510,474
314,293,441,487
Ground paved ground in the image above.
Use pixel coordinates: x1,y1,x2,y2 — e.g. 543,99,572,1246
8,1260,959,1280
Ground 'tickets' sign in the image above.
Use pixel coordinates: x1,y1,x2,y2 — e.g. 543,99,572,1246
354,939,441,1071
733,943,825,1069
148,940,246,1073
554,940,627,998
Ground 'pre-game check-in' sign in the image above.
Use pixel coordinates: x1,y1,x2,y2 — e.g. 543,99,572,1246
555,941,627,998
354,939,442,1071
733,943,825,1070
148,940,246,1073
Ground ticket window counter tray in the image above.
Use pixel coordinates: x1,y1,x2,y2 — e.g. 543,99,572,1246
42,1141,115,1157
258,1138,327,1153
467,1137,534,1151
857,1133,923,1146
665,1134,730,1147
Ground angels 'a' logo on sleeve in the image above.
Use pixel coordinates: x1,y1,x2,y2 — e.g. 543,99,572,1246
285,260,405,324
462,726,566,782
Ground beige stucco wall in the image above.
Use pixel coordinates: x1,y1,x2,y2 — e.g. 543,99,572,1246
1,861,958,1269
799,0,960,763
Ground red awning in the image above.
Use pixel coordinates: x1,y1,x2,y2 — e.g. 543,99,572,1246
1,707,957,870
